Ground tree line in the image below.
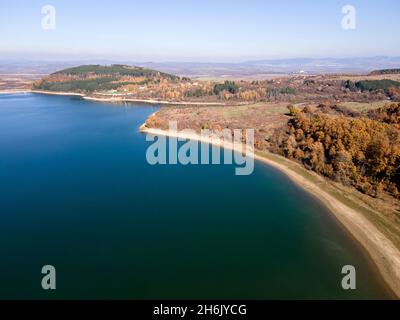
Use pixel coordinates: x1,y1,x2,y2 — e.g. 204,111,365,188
271,103,400,198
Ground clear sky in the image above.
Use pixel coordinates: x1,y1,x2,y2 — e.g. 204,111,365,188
0,0,399,62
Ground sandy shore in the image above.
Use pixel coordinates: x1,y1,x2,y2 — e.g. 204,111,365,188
30,90,84,97
29,90,225,106
0,89,31,95
140,124,400,298
83,95,225,106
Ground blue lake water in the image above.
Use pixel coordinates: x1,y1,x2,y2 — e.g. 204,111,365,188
0,93,391,299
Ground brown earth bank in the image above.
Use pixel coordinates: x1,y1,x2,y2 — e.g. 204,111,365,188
0,74,41,92
142,101,400,298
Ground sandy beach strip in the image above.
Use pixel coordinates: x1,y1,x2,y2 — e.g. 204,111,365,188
140,124,400,298
30,90,84,97
83,96,225,106
0,89,32,95
28,90,225,106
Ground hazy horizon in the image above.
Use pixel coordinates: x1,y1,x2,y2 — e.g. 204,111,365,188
2,54,400,64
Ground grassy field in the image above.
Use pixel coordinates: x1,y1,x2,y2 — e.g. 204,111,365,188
338,100,390,113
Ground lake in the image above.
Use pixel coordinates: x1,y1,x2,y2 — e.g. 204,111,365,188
0,93,391,299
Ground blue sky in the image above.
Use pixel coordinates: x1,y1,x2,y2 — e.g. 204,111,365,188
0,0,399,62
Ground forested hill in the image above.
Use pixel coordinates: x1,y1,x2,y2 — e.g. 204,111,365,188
32,64,183,93
52,65,178,79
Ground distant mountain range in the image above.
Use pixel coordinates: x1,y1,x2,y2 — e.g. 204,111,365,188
245,56,400,73
1,56,400,78
138,57,400,78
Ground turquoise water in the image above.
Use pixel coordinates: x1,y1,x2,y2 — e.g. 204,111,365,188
0,93,391,299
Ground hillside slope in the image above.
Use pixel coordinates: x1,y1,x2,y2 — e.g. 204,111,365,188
32,64,181,93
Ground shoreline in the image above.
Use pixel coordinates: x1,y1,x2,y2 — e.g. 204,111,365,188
0,89,31,95
30,90,84,97
140,123,400,298
27,90,226,106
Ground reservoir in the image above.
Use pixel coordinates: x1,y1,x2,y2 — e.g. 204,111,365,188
0,93,391,299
